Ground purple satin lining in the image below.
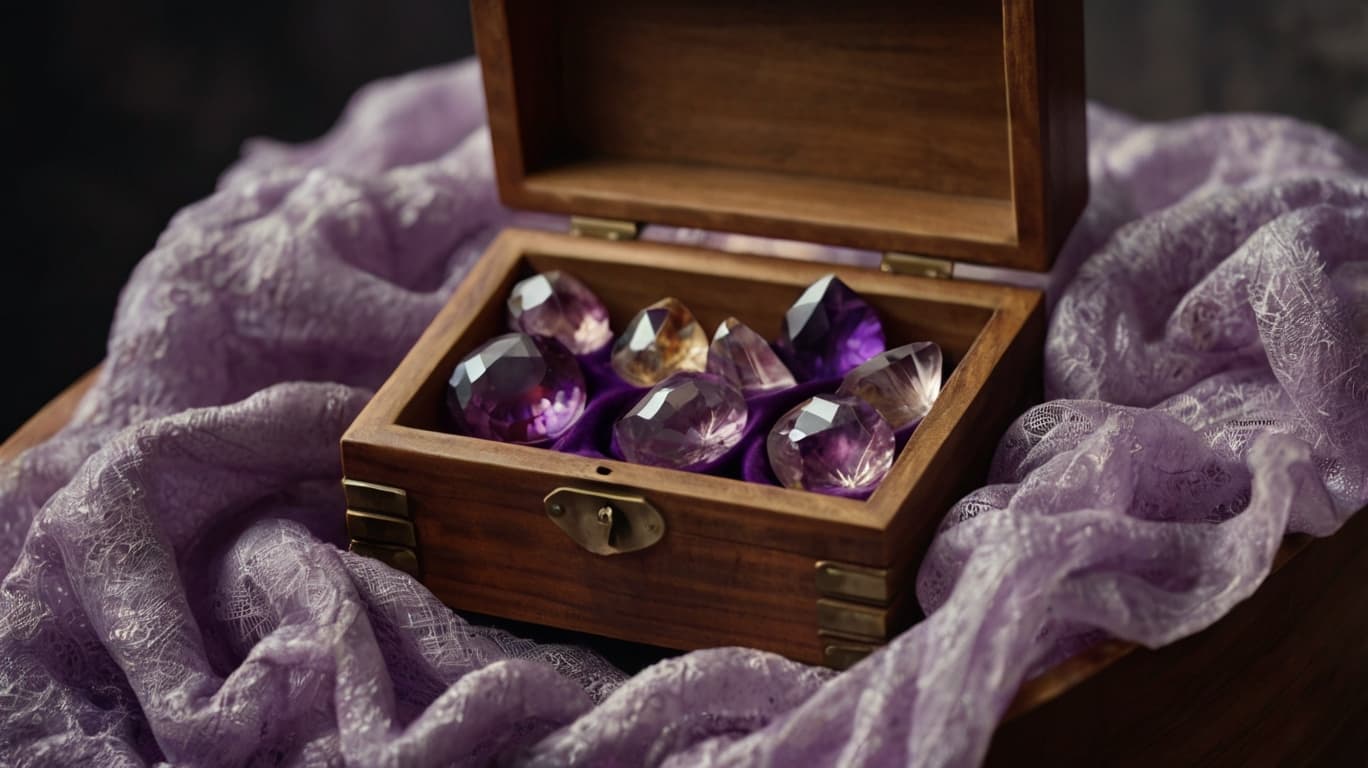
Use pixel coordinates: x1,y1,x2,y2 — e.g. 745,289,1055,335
546,344,917,498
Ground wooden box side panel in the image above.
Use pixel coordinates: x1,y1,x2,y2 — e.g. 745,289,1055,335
342,439,825,663
1004,0,1089,266
879,291,1045,563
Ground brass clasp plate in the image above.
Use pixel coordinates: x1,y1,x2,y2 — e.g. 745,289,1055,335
544,486,665,556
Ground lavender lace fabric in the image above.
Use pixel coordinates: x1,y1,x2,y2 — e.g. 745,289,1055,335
2,60,1366,767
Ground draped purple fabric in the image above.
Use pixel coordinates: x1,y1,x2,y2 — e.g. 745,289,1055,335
2,60,1365,766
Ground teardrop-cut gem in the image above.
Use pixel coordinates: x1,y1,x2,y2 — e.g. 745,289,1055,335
706,317,796,394
447,333,586,444
837,341,943,429
507,271,612,354
776,274,885,380
611,298,708,387
767,394,894,497
615,373,748,471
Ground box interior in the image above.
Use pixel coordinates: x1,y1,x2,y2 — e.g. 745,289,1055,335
394,245,995,504
497,0,1018,248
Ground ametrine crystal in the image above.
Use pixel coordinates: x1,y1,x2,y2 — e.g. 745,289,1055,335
706,317,796,394
776,274,886,380
836,341,943,429
767,394,894,496
614,373,747,471
507,271,612,354
611,298,708,387
447,333,586,444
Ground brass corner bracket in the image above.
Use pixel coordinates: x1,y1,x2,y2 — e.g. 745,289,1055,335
343,478,420,577
815,560,899,669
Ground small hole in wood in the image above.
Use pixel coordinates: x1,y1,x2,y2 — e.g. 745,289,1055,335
596,466,612,476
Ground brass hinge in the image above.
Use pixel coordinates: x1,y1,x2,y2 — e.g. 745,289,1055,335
819,633,881,670
815,560,896,669
815,561,891,605
343,478,420,577
571,216,641,241
816,598,891,641
881,252,955,280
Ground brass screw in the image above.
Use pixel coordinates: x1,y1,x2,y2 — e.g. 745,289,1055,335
596,505,614,524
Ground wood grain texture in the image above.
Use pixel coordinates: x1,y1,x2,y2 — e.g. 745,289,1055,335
989,518,1368,765
471,0,1089,271
341,227,1043,661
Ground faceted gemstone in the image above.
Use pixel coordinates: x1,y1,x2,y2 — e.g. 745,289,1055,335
614,373,748,471
775,274,886,380
611,298,708,387
767,394,894,497
447,333,586,444
706,317,796,394
836,341,943,429
507,271,612,354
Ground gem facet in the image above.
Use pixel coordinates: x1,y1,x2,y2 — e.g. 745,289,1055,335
614,373,748,471
447,333,586,444
507,271,612,354
611,298,708,387
706,317,796,394
837,342,943,429
767,394,894,497
776,274,886,380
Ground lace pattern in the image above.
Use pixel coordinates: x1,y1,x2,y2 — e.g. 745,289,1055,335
1,62,1365,766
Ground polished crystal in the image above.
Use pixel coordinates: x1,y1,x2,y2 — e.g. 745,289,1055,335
611,298,708,387
706,317,796,394
776,274,886,380
507,271,612,354
767,394,894,496
837,341,943,429
447,333,586,444
614,373,748,471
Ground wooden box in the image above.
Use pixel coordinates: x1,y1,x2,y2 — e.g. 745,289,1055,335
340,0,1086,667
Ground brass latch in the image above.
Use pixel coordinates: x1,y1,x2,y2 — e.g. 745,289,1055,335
881,252,955,280
544,486,664,555
570,216,641,241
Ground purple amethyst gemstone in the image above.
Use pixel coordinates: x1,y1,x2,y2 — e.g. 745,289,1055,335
614,372,747,471
447,333,586,444
767,393,894,497
776,275,886,380
507,271,612,355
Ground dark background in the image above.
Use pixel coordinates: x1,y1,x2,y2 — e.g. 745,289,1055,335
5,1,1366,436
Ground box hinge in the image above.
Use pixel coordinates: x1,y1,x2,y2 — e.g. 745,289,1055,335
343,478,420,577
571,216,641,241
818,633,881,670
815,560,891,605
816,560,898,669
881,252,955,280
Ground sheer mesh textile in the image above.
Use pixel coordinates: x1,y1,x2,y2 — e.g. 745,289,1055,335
1,62,1365,766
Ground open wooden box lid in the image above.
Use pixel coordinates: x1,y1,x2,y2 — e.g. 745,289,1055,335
472,0,1087,273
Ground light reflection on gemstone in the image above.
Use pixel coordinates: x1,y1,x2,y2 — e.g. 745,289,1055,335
837,341,943,429
447,333,586,444
776,274,885,380
611,298,708,387
614,372,747,471
507,271,612,354
767,393,894,496
706,317,796,394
